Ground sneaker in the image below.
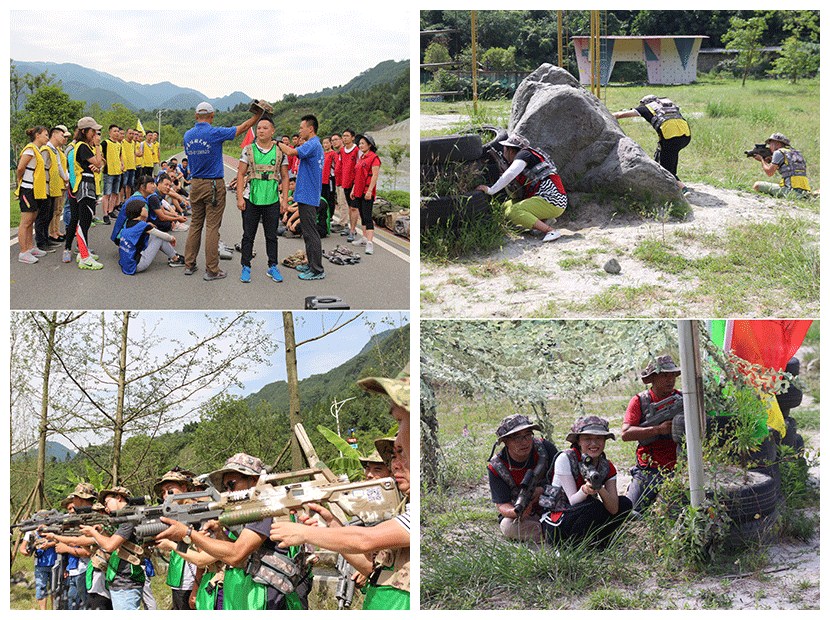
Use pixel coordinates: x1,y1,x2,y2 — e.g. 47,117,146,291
351,237,366,246
30,247,47,257
339,228,350,236
219,248,233,260
18,251,38,264
298,269,325,280
168,254,186,267
62,249,72,263
218,240,233,253
38,245,58,253
346,232,355,242
102,215,111,225
76,252,99,262
296,264,311,273
267,265,283,282
234,243,243,253
78,256,103,270
542,230,562,243
365,242,374,255
173,222,190,231
49,235,65,243
184,265,198,276
681,186,691,196
240,265,251,283
203,269,227,281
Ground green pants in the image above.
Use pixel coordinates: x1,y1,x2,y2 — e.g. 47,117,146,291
754,182,811,199
504,196,566,230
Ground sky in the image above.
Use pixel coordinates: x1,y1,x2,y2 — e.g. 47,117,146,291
9,9,411,101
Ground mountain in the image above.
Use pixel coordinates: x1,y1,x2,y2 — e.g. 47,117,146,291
298,59,409,100
14,440,76,463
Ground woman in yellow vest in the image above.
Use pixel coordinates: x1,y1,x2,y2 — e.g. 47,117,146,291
15,126,50,263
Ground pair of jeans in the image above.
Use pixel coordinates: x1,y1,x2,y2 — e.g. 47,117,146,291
109,587,143,610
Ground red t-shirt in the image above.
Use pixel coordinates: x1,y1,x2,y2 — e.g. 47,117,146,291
624,389,679,470
338,145,359,189
352,151,381,200
322,150,337,184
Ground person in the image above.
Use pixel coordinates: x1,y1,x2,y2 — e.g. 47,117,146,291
621,354,682,512
476,134,568,242
101,124,124,224
487,413,558,543
19,511,58,609
135,130,150,177
540,416,632,547
182,101,260,281
359,440,393,480
329,133,348,228
120,128,137,203
236,116,289,284
147,131,161,176
357,363,410,468
44,125,71,244
79,486,146,610
118,196,183,274
613,95,691,193
350,134,381,255
277,114,325,280
321,136,337,224
64,117,105,270
338,129,360,242
177,157,192,194
156,453,311,610
752,132,811,198
15,126,51,263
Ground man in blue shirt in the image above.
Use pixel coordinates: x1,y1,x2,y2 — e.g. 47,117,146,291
277,115,325,280
21,517,58,609
182,102,260,281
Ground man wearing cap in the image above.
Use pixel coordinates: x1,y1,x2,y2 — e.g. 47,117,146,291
79,486,146,610
360,439,393,480
487,414,558,542
476,134,568,242
752,132,812,198
182,102,261,281
20,510,59,610
156,453,310,610
541,416,632,546
621,355,683,511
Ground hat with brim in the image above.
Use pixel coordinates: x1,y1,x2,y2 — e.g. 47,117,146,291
207,453,264,490
565,416,616,444
356,134,377,152
72,482,97,500
153,470,193,499
765,132,791,147
60,495,75,509
195,102,215,114
357,363,410,413
499,134,529,150
640,354,682,383
98,486,132,504
496,414,541,442
371,437,396,467
77,116,102,131
54,124,71,138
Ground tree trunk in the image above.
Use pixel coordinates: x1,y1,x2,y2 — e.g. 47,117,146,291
282,312,303,469
111,312,130,485
35,312,58,510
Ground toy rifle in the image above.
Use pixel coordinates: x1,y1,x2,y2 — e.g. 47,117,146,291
38,506,115,537
745,143,773,163
640,392,685,445
579,454,610,491
11,509,63,533
335,554,357,609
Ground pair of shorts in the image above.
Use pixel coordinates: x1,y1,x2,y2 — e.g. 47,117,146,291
121,169,136,189
18,187,40,213
103,174,121,195
34,565,52,599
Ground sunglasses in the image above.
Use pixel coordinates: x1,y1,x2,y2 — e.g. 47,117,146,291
224,479,239,492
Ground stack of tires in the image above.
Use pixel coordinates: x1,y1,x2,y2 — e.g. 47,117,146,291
776,356,805,453
420,127,508,231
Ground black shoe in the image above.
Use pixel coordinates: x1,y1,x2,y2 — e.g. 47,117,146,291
49,235,65,243
102,215,111,225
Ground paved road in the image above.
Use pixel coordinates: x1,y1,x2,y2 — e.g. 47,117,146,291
10,155,410,310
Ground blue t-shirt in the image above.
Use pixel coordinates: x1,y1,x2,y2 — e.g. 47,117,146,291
294,137,324,207
35,544,57,568
183,122,237,179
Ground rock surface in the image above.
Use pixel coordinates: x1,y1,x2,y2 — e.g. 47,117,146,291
509,64,683,205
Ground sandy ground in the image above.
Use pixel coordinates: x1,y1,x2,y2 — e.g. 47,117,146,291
421,184,819,318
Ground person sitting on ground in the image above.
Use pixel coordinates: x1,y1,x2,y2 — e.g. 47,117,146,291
151,173,189,232
621,354,683,513
476,134,568,242
487,414,558,543
752,132,812,199
118,196,184,274
540,416,632,547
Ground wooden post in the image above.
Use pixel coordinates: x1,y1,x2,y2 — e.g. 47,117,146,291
557,10,564,68
282,312,304,470
471,10,478,114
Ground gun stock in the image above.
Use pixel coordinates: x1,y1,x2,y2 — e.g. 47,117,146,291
640,393,684,445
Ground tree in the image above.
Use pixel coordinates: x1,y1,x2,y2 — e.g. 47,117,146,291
481,46,517,71
384,140,408,191
423,40,452,71
722,15,767,86
12,84,84,152
768,10,820,83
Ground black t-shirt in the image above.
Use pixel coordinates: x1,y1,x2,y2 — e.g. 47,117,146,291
75,143,95,174
243,517,292,610
147,192,172,232
109,522,144,591
487,438,558,505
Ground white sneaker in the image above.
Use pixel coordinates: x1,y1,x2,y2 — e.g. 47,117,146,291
351,237,367,246
18,251,38,264
365,242,374,255
542,230,562,243
29,247,47,257
76,252,99,262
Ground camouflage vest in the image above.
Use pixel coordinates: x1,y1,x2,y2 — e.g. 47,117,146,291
488,438,550,501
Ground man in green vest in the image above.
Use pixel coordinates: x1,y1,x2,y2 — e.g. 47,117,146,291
235,116,289,284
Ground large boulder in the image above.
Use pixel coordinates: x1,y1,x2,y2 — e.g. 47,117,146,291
509,64,683,205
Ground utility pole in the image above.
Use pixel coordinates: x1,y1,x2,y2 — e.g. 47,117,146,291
282,312,303,469
677,320,705,507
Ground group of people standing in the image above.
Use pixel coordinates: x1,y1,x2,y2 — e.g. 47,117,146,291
488,355,683,547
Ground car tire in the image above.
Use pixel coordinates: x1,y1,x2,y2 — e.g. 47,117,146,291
420,134,484,165
420,192,491,231
776,357,803,412
712,470,780,523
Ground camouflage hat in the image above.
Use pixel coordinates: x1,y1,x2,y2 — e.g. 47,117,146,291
639,94,659,105
357,363,410,413
765,132,791,147
499,134,530,150
641,354,682,382
98,486,132,504
566,416,616,444
91,502,106,512
71,482,97,500
496,414,540,442
372,437,397,467
208,453,265,490
153,470,193,499
60,495,75,509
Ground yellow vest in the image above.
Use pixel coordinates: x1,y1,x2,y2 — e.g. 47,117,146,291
134,141,145,167
18,142,48,199
122,140,136,170
40,144,66,197
105,139,123,175
150,141,160,164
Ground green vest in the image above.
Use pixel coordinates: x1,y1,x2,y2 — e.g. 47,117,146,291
166,550,185,588
195,571,218,610
247,143,281,206
222,566,267,610
105,549,145,587
363,585,410,610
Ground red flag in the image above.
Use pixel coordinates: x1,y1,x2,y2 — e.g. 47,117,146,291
726,320,812,370
240,127,254,149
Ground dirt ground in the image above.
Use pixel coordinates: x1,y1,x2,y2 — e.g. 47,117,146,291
421,184,819,318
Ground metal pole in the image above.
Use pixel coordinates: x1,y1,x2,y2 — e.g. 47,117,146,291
557,11,564,68
678,320,706,508
471,10,478,114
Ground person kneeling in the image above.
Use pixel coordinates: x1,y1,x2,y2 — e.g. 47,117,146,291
119,198,184,274
540,416,632,548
